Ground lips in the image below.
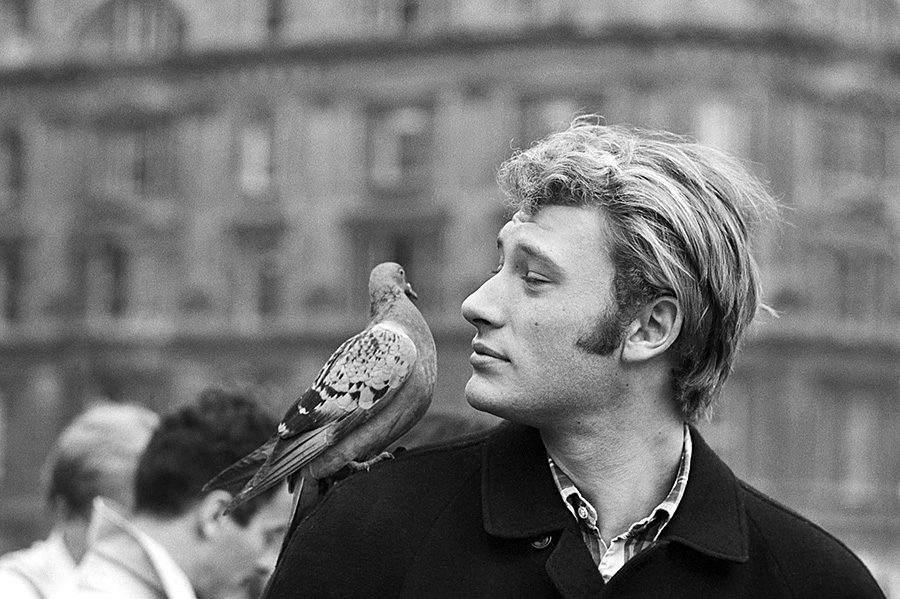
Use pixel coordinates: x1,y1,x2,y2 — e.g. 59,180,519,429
472,341,508,361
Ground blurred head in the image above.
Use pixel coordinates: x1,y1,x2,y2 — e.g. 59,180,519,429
133,388,291,599
495,116,777,422
43,402,159,522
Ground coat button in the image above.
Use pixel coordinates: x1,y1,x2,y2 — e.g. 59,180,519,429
530,535,552,550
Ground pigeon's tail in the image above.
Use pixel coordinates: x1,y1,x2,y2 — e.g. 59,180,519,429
223,422,338,514
203,437,277,496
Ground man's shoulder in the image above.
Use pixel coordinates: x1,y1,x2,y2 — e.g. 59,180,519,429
737,480,885,597
267,425,502,598
0,535,76,598
318,424,496,511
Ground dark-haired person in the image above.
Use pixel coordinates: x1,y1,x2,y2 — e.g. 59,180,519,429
74,389,292,599
264,119,886,598
0,402,158,599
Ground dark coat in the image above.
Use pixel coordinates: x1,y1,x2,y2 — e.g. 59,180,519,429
263,423,885,599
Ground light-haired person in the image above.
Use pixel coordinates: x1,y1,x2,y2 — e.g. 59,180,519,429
263,118,886,598
0,402,159,599
74,388,293,599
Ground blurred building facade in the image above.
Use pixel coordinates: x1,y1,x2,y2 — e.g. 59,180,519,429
0,0,898,593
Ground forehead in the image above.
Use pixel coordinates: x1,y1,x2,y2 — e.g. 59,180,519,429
499,206,609,254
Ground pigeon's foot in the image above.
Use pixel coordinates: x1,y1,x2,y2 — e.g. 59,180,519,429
347,451,395,472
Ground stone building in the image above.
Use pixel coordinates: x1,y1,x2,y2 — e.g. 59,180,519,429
0,0,898,593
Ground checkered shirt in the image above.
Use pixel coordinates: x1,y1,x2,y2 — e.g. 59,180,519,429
547,425,692,582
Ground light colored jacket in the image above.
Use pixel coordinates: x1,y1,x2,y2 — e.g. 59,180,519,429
71,499,196,599
0,530,77,599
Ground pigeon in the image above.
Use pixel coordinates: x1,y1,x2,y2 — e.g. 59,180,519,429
205,262,437,514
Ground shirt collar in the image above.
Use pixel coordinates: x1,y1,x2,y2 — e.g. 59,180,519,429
90,498,198,599
547,425,692,539
481,422,747,562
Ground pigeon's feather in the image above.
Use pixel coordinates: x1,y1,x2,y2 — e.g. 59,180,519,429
277,324,417,438
202,438,276,496
225,325,416,507
206,262,437,515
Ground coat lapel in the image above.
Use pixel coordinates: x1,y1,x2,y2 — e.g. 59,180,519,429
481,423,605,598
479,423,750,598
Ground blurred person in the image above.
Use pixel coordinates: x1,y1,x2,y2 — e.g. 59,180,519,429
263,119,886,598
0,402,159,599
73,388,293,599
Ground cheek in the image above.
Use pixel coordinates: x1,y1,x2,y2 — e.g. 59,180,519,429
222,530,261,569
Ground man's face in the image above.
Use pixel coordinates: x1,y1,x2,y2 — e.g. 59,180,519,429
209,487,293,599
461,205,627,428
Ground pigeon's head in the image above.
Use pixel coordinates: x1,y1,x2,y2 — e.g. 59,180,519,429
370,262,419,301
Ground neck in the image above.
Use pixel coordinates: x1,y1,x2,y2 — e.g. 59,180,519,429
370,289,402,318
540,409,684,542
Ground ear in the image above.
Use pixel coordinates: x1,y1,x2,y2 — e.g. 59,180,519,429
621,296,682,363
194,489,233,540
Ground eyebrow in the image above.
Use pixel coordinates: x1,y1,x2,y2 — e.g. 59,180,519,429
498,235,564,279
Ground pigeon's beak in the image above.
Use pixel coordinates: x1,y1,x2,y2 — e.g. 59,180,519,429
405,283,419,301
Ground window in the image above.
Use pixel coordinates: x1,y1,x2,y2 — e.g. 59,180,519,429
0,130,23,211
83,241,129,318
0,244,23,323
230,249,283,324
367,0,426,33
1,0,27,35
400,0,420,30
93,126,176,199
228,215,287,324
820,200,897,321
860,115,888,179
345,211,446,314
0,393,6,483
78,0,185,58
239,119,275,198
816,110,886,182
840,396,880,505
368,105,433,191
257,256,281,317
267,0,285,39
813,378,897,509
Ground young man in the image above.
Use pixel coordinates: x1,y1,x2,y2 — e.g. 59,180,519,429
263,119,885,598
0,402,158,599
73,389,293,599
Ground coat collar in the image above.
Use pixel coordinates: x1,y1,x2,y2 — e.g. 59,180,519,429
480,422,748,563
661,426,749,562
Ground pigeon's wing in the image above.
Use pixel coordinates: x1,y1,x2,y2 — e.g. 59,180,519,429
276,322,418,440
202,437,277,495
225,323,418,508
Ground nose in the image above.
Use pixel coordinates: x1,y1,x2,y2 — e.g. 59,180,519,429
461,274,503,328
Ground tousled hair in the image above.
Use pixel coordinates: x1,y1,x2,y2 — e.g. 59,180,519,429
43,402,159,521
134,388,278,527
499,116,777,422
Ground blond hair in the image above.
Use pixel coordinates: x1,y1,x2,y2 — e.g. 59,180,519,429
43,402,159,519
499,117,777,422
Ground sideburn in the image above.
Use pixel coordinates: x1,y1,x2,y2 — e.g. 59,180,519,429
575,307,631,356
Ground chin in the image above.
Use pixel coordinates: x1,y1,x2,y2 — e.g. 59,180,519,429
465,378,498,414
465,379,517,422
466,379,558,430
